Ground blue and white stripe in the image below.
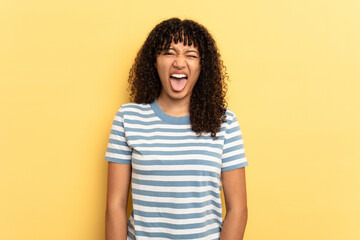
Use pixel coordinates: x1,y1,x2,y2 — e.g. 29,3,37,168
105,100,248,239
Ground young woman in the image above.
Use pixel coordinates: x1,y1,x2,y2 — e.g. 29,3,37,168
105,18,248,240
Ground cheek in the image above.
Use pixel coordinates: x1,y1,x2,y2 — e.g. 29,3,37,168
192,64,201,78
157,67,168,80
156,61,169,77
156,66,169,86
192,60,201,71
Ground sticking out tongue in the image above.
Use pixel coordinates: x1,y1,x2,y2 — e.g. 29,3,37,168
170,77,187,92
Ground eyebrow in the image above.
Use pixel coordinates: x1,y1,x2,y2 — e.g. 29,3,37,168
168,47,199,55
186,50,199,54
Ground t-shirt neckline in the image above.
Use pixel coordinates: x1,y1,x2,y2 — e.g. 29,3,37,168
150,99,191,125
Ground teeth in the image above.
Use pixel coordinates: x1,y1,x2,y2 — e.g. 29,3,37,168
171,74,187,79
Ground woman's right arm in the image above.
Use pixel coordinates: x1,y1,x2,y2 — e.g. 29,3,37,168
105,162,132,240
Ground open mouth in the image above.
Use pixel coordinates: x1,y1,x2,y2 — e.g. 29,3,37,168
170,74,188,80
170,74,188,92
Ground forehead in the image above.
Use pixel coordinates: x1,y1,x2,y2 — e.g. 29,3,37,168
167,41,199,51
159,31,199,49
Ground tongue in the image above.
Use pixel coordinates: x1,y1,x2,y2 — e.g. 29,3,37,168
170,78,187,92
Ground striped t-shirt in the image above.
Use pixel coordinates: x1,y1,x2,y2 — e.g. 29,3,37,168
105,100,248,240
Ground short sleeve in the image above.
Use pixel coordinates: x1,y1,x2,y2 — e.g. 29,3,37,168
104,107,132,164
221,112,248,172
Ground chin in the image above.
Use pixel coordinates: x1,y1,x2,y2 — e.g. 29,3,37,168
169,92,190,100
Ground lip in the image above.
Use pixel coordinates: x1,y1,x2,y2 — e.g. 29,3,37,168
170,71,188,77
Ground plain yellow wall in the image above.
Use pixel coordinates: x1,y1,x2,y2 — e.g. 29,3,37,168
1,0,359,239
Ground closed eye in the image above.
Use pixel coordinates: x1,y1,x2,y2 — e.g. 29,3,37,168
163,51,175,55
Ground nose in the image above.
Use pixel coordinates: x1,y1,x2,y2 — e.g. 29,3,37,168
173,55,186,69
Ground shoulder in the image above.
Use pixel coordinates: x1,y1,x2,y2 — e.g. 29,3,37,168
225,108,237,124
117,102,152,115
223,108,243,134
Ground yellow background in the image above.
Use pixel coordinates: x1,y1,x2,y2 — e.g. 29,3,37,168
1,0,359,239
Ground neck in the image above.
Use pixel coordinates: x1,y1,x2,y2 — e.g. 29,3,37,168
157,93,190,117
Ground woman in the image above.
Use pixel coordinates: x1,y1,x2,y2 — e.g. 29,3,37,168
105,18,248,240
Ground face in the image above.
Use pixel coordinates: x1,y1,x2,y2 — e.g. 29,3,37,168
155,41,201,102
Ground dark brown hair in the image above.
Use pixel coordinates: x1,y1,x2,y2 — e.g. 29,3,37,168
128,18,228,138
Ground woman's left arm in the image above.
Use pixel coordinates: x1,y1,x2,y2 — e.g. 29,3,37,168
220,167,248,240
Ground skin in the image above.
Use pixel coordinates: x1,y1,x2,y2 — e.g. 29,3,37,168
105,162,131,240
105,41,247,240
155,41,201,116
220,168,248,240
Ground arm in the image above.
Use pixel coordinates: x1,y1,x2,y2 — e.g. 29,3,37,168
105,162,131,240
220,167,248,240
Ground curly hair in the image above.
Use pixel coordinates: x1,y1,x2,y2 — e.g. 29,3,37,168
128,18,228,139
